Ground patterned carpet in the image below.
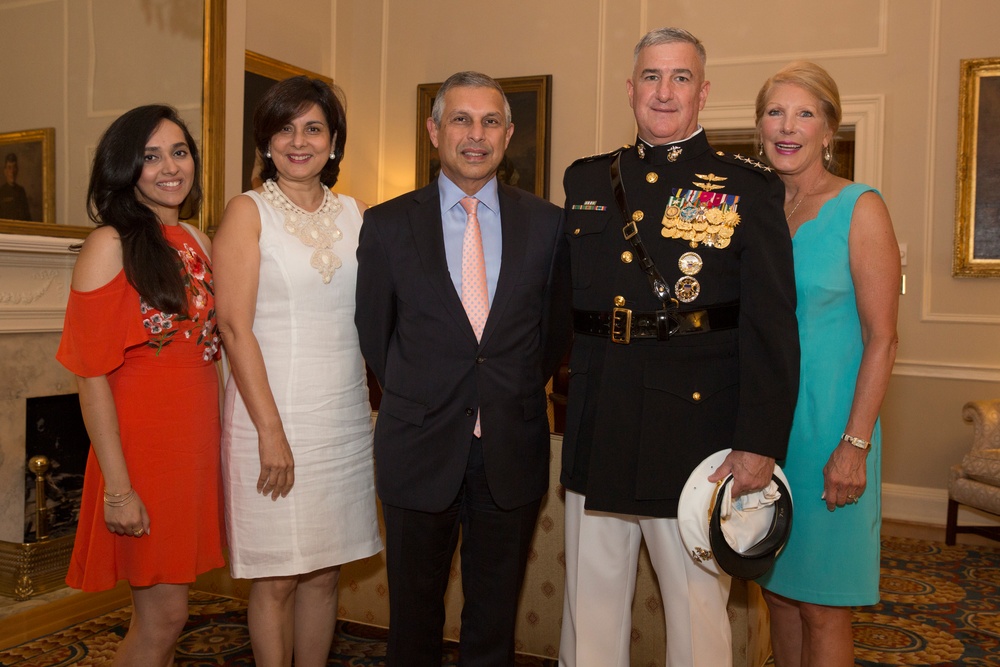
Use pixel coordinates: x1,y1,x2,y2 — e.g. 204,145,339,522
2,536,998,666
0,591,555,666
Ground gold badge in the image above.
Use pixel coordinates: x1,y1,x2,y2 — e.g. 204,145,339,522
675,276,701,303
621,251,633,264
614,295,626,307
678,252,703,275
646,172,658,183
693,173,727,192
632,210,644,222
667,146,683,162
636,144,646,159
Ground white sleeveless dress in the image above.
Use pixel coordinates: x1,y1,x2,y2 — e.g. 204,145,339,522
222,189,382,578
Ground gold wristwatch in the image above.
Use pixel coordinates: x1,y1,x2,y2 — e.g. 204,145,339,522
841,433,871,450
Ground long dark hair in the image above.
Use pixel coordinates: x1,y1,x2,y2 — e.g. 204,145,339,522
253,76,347,188
87,105,202,314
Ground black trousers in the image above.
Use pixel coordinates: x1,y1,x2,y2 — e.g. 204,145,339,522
382,437,542,667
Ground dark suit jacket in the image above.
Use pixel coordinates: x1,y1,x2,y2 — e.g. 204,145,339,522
356,180,571,513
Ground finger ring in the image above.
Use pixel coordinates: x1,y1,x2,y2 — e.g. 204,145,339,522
133,528,144,536
847,494,858,503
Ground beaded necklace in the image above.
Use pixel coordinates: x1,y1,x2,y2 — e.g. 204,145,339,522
262,179,344,283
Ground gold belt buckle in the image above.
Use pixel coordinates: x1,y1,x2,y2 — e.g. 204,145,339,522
611,307,632,344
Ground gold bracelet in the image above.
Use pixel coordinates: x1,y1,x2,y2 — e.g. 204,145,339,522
104,488,136,507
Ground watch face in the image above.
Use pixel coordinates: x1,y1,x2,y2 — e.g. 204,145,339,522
843,434,870,449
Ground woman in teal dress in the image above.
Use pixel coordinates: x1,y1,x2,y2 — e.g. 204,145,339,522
752,62,900,667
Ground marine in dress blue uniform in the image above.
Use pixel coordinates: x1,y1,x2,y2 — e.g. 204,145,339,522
558,27,799,667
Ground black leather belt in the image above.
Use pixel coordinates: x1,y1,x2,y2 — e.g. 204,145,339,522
573,302,739,343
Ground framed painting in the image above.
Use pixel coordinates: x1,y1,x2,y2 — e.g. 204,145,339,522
0,128,54,225
243,51,334,192
416,75,552,199
954,57,1000,277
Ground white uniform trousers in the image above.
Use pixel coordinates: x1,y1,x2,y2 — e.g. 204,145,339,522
559,490,733,667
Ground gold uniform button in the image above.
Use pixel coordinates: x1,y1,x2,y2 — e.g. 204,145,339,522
646,172,658,183
632,210,644,222
621,251,633,263
573,228,581,235
613,295,626,307
692,391,702,401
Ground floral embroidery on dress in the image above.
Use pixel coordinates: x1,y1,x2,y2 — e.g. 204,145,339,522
142,242,220,359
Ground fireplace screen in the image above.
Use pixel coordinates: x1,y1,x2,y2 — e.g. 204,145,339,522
24,394,88,541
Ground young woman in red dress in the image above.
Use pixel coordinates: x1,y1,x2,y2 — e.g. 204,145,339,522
57,105,224,666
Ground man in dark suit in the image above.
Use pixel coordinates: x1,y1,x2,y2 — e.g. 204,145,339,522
558,28,800,667
356,71,571,666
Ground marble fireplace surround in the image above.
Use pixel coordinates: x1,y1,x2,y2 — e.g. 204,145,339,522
0,234,79,542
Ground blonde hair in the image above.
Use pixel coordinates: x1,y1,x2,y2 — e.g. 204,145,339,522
755,61,842,163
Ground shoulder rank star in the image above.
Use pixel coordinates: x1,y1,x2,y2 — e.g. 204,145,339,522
692,173,727,191
732,154,773,172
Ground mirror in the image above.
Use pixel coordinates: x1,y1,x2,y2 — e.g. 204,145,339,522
0,0,226,239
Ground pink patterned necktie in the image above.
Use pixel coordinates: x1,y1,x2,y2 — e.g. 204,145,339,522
460,196,488,437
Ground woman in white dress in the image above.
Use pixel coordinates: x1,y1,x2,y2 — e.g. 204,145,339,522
214,76,382,667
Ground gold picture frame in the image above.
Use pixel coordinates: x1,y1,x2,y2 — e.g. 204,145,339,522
0,128,55,227
416,75,552,199
954,57,1000,277
242,51,334,193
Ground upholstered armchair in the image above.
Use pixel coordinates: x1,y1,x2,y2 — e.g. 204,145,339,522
946,399,1000,545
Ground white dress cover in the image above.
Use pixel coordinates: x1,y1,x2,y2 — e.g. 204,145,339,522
222,189,382,578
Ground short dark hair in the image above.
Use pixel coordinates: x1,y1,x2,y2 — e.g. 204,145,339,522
4,153,16,165
253,76,347,188
430,71,511,127
88,104,201,314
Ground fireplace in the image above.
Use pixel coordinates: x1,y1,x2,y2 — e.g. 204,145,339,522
0,234,80,599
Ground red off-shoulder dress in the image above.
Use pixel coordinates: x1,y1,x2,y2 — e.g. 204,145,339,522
57,224,225,591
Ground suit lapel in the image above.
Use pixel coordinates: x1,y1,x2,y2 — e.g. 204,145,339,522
481,184,529,347
409,183,480,345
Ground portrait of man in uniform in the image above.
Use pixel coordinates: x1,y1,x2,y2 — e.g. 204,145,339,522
1,152,33,222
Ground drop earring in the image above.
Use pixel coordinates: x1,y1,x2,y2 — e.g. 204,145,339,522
329,151,336,160
757,142,764,157
823,145,832,163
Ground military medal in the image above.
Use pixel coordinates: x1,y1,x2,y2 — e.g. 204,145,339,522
661,187,740,249
678,252,703,275
675,276,700,302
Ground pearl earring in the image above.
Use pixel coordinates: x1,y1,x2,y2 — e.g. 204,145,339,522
329,151,336,160
823,145,832,163
265,149,271,159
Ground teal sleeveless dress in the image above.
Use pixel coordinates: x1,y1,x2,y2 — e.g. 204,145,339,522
756,183,882,606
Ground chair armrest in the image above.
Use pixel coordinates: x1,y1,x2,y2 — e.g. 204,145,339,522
962,399,1000,453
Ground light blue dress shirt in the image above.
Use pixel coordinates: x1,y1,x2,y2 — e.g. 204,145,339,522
437,174,502,307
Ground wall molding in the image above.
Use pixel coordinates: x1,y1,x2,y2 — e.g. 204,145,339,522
914,0,1000,326
893,359,1000,382
693,0,889,67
